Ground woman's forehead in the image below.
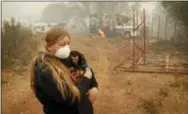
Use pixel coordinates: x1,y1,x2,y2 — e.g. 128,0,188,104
57,36,70,43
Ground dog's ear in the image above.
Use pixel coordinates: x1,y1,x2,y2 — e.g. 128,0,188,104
79,55,86,65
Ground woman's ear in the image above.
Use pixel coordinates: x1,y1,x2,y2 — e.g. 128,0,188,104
46,45,56,53
46,46,50,52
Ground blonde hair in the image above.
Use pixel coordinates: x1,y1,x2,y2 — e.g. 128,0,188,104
45,27,70,50
30,27,80,101
30,52,80,101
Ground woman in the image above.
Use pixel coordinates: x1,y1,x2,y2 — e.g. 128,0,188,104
30,27,98,114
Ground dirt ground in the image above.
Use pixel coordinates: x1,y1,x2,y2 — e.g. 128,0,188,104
2,35,188,114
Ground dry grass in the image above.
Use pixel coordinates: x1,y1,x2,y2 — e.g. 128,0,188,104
169,73,182,88
159,87,169,97
2,35,188,114
138,98,158,114
181,78,188,94
2,80,8,85
125,80,132,86
137,86,169,114
169,81,181,88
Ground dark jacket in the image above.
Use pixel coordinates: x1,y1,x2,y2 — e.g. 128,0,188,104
61,56,98,89
61,56,98,114
33,56,98,114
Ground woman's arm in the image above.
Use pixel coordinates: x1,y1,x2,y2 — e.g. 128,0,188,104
80,64,98,89
90,68,98,89
87,68,99,104
88,87,98,104
78,68,93,96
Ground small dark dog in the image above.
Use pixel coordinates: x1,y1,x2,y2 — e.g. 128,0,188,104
69,51,90,84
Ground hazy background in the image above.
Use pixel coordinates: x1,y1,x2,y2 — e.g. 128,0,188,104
2,2,51,24
2,1,187,40
2,2,155,24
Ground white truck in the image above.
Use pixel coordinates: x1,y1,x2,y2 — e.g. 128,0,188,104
115,25,140,38
33,22,49,33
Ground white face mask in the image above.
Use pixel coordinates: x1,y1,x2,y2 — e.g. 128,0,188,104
55,45,71,59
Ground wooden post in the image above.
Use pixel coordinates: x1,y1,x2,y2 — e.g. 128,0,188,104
129,22,131,40
157,16,160,39
147,15,149,43
141,11,143,25
132,9,135,70
174,22,177,34
143,9,146,65
136,11,138,27
165,15,168,40
151,16,153,38
165,54,170,72
141,12,143,38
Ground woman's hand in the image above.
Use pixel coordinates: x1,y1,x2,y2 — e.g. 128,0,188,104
83,69,92,79
88,87,98,104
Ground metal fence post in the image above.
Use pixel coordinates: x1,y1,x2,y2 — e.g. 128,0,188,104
143,9,146,65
